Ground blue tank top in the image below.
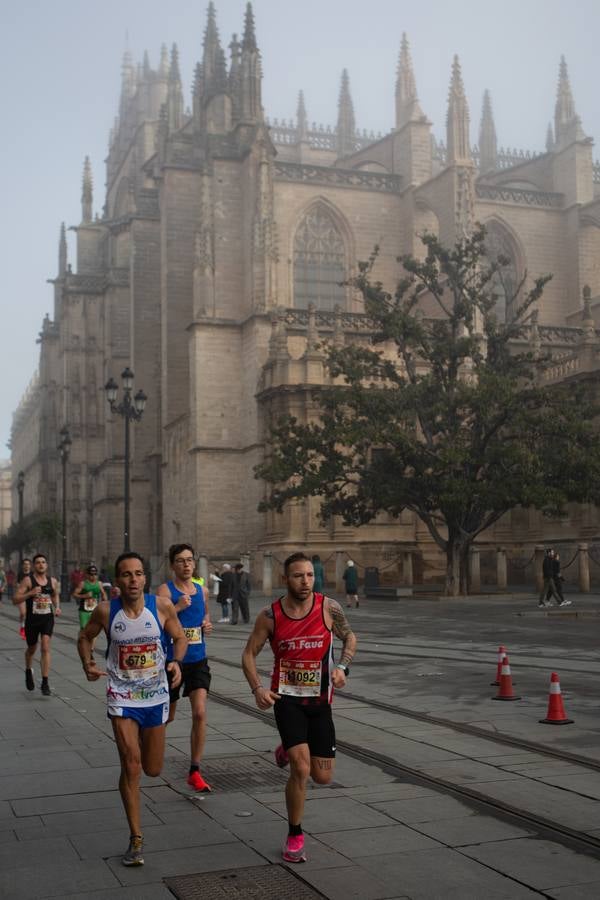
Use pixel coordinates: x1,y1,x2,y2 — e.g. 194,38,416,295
166,580,207,663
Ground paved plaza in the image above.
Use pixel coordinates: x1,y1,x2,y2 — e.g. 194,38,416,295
1,589,600,899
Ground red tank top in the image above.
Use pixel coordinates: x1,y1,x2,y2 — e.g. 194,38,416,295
269,593,334,705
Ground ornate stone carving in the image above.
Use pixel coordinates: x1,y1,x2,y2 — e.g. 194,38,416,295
475,183,563,208
274,161,402,193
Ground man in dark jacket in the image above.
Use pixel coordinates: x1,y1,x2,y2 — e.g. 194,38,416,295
547,551,571,607
231,563,251,624
217,564,234,623
538,549,560,608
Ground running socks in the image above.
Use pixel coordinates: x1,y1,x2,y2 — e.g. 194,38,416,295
289,823,303,837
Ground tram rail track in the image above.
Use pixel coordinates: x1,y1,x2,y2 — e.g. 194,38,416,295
208,688,600,862
209,653,600,776
36,619,600,775
5,615,600,868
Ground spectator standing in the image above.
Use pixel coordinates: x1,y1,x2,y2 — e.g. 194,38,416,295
0,564,6,603
6,567,16,601
343,560,359,609
217,564,234,623
209,567,222,617
312,555,324,593
16,558,32,639
70,563,84,595
231,562,251,625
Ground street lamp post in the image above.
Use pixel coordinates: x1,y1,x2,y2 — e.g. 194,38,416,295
17,470,25,564
58,427,72,603
104,367,147,551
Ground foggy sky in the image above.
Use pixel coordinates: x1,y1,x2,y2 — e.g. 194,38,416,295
1,0,598,455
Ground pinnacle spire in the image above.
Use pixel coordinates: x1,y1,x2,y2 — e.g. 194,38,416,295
81,156,93,224
238,3,263,121
202,1,225,95
478,89,497,174
337,69,356,157
158,43,169,78
169,42,181,83
167,43,183,130
297,90,308,141
446,55,471,164
242,2,257,52
395,33,423,128
554,55,582,146
546,121,554,152
215,44,228,93
58,222,67,276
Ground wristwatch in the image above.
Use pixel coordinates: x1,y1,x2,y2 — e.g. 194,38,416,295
335,663,349,676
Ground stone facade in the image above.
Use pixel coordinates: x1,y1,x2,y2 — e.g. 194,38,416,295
0,460,11,546
9,5,600,586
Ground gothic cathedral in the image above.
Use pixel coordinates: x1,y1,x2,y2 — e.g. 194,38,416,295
11,3,600,586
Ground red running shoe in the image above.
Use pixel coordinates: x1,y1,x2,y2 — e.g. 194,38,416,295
187,771,212,792
274,744,289,768
19,626,25,640
282,833,306,863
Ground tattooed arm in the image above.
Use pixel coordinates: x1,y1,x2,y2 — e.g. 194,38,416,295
325,598,357,689
242,607,280,710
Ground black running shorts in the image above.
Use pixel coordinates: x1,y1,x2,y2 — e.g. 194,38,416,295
169,658,211,703
274,699,336,758
25,615,54,646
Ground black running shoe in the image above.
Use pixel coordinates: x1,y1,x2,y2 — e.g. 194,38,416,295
41,681,51,696
25,669,34,691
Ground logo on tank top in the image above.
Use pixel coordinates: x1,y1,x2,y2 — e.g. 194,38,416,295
278,635,324,652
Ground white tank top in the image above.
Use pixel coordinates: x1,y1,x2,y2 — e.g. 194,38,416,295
106,597,168,708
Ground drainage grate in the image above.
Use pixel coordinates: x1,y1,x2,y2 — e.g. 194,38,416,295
163,754,290,792
165,864,324,899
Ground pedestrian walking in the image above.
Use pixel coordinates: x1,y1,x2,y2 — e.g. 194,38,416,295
242,551,357,863
547,551,571,607
539,548,560,608
78,551,187,867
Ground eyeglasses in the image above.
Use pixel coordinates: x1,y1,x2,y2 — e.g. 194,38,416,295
174,557,195,565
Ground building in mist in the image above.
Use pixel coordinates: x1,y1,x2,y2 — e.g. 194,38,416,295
9,3,600,586
0,460,12,546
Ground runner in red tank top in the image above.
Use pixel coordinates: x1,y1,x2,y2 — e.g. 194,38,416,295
242,551,357,864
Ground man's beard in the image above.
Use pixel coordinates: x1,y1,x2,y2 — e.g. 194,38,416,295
288,586,313,603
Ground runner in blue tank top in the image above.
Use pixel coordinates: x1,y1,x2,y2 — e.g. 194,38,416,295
77,551,187,868
157,542,213,793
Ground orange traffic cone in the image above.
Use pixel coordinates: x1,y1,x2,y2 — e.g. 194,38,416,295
491,645,507,686
492,654,521,701
540,672,574,725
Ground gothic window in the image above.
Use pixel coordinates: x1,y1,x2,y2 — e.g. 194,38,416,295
293,206,347,310
484,224,519,324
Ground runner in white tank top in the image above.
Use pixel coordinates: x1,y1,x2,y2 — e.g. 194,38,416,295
78,552,187,868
